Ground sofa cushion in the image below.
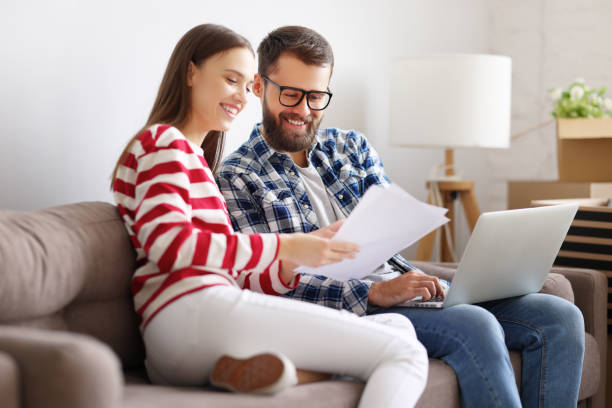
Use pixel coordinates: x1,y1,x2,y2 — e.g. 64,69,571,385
124,329,599,408
0,326,123,408
538,271,574,303
0,202,144,368
415,359,460,408
123,380,363,408
0,350,19,408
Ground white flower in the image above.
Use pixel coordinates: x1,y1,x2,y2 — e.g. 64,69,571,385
589,94,602,105
570,86,584,100
575,77,586,84
550,88,562,101
604,98,612,110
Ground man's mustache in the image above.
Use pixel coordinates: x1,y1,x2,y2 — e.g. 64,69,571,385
279,112,314,124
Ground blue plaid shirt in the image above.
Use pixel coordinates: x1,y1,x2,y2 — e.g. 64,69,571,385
216,124,417,316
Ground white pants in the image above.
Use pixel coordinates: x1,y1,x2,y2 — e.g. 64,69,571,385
143,285,428,408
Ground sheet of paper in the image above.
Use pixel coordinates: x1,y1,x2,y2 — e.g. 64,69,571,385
295,183,449,281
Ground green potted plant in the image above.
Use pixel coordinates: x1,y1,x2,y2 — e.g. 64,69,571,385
549,78,612,119
548,79,612,182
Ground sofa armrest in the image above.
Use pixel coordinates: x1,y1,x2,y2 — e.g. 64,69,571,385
0,350,19,408
551,267,607,375
0,326,123,408
550,267,607,339
550,267,607,408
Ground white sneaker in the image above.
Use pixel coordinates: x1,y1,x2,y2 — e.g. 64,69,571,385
209,352,298,395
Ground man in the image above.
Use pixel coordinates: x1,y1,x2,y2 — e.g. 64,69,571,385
216,25,584,408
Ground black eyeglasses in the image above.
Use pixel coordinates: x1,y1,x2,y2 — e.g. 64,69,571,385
262,76,333,111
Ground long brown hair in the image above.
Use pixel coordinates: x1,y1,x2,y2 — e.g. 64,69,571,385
111,24,253,188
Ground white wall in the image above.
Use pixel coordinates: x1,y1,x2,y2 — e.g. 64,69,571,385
1,0,488,257
486,0,612,211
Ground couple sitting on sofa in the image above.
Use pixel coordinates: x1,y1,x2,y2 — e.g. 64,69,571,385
111,23,584,408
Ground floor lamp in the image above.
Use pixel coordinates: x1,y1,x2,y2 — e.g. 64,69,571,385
389,54,512,262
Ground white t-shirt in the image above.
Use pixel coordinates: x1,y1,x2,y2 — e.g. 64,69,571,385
295,161,400,281
295,162,344,226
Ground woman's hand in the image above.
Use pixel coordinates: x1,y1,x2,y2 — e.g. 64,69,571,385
277,231,359,268
308,220,344,239
277,221,357,285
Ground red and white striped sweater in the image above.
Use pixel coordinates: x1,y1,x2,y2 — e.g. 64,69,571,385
113,124,299,331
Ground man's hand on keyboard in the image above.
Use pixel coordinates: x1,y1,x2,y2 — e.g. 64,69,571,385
368,270,446,307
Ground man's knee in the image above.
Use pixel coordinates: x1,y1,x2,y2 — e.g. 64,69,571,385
450,305,506,345
502,294,585,355
430,306,510,373
541,295,585,346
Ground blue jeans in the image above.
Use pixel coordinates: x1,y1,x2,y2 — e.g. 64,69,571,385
370,293,584,408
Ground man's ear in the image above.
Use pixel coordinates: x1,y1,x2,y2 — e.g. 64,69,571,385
253,73,264,98
186,61,197,87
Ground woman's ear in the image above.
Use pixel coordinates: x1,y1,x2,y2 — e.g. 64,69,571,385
253,74,264,98
186,61,197,87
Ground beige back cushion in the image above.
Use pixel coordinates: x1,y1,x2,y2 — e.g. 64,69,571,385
0,202,143,368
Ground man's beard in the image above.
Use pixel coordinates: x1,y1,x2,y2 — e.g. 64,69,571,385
261,97,321,153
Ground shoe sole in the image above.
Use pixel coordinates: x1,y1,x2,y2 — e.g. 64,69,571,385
210,353,285,393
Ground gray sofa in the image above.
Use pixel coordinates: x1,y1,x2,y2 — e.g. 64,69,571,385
0,202,606,408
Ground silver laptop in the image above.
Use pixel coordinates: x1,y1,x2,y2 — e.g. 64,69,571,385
400,203,579,308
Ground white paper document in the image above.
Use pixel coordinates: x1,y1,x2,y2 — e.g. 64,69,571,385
295,184,449,281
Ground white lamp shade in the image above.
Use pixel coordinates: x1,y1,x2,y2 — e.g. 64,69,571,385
390,54,512,149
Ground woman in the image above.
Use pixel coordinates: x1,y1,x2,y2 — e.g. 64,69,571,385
111,23,428,407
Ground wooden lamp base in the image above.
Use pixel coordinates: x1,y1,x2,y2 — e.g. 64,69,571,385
415,149,481,262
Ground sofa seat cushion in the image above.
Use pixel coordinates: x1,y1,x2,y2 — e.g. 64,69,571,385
123,380,363,408
415,359,460,408
124,328,598,407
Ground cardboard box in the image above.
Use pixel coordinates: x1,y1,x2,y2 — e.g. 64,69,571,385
508,181,612,210
557,117,612,182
